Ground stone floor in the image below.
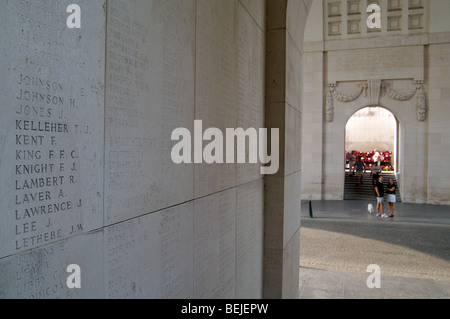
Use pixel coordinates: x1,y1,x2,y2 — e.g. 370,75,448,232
299,200,450,299
299,267,450,299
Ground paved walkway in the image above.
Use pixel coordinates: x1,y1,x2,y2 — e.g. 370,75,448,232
299,268,450,299
299,200,450,299
301,200,450,224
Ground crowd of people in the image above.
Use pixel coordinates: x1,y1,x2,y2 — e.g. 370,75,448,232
347,149,397,218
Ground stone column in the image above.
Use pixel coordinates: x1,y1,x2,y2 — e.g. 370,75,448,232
263,0,310,299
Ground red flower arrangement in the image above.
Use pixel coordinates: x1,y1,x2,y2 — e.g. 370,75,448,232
346,151,394,171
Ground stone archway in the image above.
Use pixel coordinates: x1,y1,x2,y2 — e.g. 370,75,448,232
323,79,425,203
344,106,403,200
345,107,398,157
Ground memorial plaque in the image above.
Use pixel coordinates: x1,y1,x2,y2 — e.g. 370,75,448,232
0,0,105,258
195,0,238,198
105,203,193,299
194,189,236,299
236,180,263,299
0,231,103,299
105,0,195,225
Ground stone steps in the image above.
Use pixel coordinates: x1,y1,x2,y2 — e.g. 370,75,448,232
344,172,402,202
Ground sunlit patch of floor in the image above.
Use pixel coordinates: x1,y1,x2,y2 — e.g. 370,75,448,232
300,219,450,281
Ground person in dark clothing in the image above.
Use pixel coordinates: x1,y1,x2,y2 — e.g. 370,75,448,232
354,157,366,185
374,175,388,218
371,164,381,186
386,178,397,218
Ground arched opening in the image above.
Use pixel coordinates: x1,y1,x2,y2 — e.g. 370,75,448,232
344,106,402,201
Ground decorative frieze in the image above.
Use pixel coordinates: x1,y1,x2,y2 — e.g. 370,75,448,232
326,82,365,122
383,81,418,101
330,82,365,102
326,80,427,122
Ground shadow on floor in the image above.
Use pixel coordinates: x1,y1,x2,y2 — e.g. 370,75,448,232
300,200,450,262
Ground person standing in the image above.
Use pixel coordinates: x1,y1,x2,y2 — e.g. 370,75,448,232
371,164,381,186
386,178,397,218
375,175,388,218
354,157,365,185
373,149,383,166
348,151,356,175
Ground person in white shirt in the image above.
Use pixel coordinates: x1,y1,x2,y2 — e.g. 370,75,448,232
372,149,383,166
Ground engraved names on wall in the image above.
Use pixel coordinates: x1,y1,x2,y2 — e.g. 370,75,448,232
0,231,103,299
193,189,236,299
105,203,193,299
0,0,105,258
105,0,195,225
195,0,238,198
237,3,265,186
236,180,263,298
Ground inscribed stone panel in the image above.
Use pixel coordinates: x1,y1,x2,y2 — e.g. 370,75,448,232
105,0,195,225
237,4,265,185
105,203,193,299
328,46,424,82
0,231,104,299
236,180,263,299
195,0,238,198
0,0,105,258
193,189,236,299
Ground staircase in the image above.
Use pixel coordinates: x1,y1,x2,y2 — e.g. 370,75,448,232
344,172,402,202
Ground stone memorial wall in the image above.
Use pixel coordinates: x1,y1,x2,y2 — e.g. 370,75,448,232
105,203,194,299
1,0,266,298
0,0,105,259
105,0,195,225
